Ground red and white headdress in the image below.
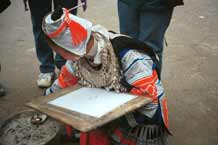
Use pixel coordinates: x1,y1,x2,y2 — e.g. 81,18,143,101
43,8,92,56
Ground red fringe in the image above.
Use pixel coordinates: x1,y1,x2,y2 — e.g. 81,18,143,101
64,9,88,46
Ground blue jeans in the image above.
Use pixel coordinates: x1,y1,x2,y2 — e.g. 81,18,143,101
28,0,78,73
118,0,173,75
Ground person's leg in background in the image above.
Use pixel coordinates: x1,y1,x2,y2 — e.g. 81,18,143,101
138,9,173,77
53,0,78,70
0,83,5,97
118,0,173,78
117,0,139,39
28,0,55,88
0,64,6,97
0,0,11,97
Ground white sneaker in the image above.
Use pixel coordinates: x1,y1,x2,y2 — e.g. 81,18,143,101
37,72,54,88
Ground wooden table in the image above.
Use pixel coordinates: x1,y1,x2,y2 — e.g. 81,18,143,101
26,85,151,145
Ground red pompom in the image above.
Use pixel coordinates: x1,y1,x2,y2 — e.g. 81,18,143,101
64,9,88,46
47,9,88,46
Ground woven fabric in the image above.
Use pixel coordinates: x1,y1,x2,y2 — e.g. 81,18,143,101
111,124,168,145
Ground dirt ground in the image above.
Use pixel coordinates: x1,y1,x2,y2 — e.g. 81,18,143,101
0,0,218,145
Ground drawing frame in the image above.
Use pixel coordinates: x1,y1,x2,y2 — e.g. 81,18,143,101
26,85,151,132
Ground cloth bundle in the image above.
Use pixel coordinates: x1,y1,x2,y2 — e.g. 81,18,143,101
0,0,11,13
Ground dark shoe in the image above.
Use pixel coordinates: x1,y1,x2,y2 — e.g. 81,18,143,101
59,127,80,143
0,83,6,97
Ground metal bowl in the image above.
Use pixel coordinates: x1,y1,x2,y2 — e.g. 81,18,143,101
0,110,61,145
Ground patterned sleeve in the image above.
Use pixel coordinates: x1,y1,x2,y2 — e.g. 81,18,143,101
45,61,78,95
121,49,168,127
120,49,160,118
121,49,158,101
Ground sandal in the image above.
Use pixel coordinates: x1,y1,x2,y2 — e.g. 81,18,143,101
30,113,48,125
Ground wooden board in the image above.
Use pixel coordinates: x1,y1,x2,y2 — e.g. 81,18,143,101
26,85,151,132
